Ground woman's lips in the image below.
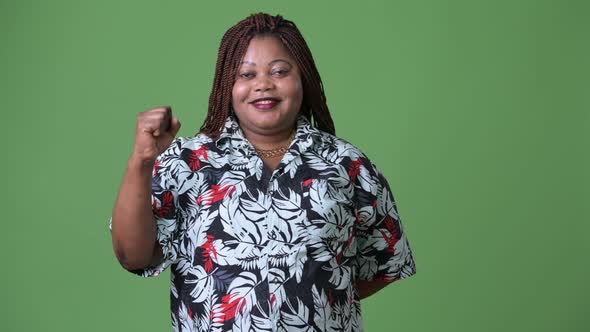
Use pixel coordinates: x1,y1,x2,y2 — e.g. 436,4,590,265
252,100,280,110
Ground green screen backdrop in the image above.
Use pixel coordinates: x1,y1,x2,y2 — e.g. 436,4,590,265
1,0,588,331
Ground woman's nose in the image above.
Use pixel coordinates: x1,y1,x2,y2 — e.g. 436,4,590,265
254,75,274,92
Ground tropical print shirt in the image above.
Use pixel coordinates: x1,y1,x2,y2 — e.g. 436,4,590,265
110,113,416,331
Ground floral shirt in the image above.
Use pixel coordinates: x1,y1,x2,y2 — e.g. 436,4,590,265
110,113,416,331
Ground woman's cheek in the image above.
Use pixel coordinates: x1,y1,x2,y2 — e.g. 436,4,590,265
231,82,248,105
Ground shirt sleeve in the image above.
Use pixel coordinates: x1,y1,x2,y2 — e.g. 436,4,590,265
352,155,416,283
108,138,183,277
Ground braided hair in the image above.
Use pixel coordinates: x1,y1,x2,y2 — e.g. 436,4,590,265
198,12,335,139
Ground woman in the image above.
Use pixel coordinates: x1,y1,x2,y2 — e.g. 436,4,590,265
110,12,416,331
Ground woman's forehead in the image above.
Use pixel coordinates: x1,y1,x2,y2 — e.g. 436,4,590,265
240,35,294,64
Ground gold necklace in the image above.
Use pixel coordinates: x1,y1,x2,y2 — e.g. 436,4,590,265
254,129,296,159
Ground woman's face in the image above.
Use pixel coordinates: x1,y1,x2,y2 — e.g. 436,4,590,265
231,35,303,136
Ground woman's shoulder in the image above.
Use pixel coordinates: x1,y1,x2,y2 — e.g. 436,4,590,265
314,129,369,162
155,134,215,166
166,133,215,151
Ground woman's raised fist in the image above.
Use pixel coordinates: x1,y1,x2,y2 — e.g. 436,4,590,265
132,106,181,165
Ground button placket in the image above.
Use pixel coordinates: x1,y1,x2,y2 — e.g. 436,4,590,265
266,177,277,242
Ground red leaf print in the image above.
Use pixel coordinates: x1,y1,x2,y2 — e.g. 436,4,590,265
302,178,314,187
152,160,161,176
379,216,400,254
152,191,174,218
196,184,236,206
348,158,363,182
355,211,368,226
187,305,193,318
187,146,208,171
211,293,244,324
199,234,217,273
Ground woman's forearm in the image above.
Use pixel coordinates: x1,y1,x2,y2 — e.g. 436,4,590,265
110,155,159,270
357,280,390,299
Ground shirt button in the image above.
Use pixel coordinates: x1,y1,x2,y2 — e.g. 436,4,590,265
269,232,277,240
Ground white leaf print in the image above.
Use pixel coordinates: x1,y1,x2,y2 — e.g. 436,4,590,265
358,255,378,280
173,159,201,195
316,204,355,242
400,257,417,278
352,296,363,332
376,185,398,219
171,279,179,299
269,268,288,309
155,217,177,244
284,155,302,178
312,285,340,331
178,301,193,331
268,241,290,267
233,242,264,271
327,262,352,290
335,141,364,161
287,244,307,283
233,311,252,332
280,298,312,331
225,271,260,313
253,157,264,181
332,164,354,188
187,208,219,248
271,214,307,246
309,243,334,262
252,313,273,332
220,190,266,245
357,163,379,195
239,190,268,223
273,188,303,221
218,199,237,238
331,300,352,332
186,265,213,303
206,149,229,168
210,272,260,328
171,312,179,331
309,179,330,217
342,285,355,332
176,258,193,277
198,293,216,331
212,239,239,266
305,154,330,171
219,170,248,188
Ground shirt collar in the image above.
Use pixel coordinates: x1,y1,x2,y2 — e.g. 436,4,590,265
214,113,324,156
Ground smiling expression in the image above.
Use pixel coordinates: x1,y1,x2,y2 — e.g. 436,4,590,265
231,35,304,136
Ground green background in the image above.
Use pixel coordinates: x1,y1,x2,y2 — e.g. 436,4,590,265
1,0,588,331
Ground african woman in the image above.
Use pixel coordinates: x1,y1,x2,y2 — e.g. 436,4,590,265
110,12,416,332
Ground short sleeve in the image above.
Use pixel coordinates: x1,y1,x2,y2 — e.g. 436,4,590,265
108,138,183,277
352,155,416,283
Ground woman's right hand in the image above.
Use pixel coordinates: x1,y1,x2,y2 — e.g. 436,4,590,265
132,106,181,165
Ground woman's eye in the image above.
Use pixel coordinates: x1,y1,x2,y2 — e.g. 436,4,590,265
272,69,289,76
239,72,254,79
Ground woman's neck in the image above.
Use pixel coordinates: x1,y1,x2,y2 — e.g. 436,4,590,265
241,126,295,151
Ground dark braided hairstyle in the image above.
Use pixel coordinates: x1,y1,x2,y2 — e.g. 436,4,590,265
198,12,335,139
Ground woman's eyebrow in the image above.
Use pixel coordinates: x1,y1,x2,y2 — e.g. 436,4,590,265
239,59,292,66
269,59,292,66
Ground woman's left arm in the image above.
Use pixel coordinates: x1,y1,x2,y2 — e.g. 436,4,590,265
356,280,390,299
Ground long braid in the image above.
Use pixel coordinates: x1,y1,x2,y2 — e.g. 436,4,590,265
198,13,335,139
